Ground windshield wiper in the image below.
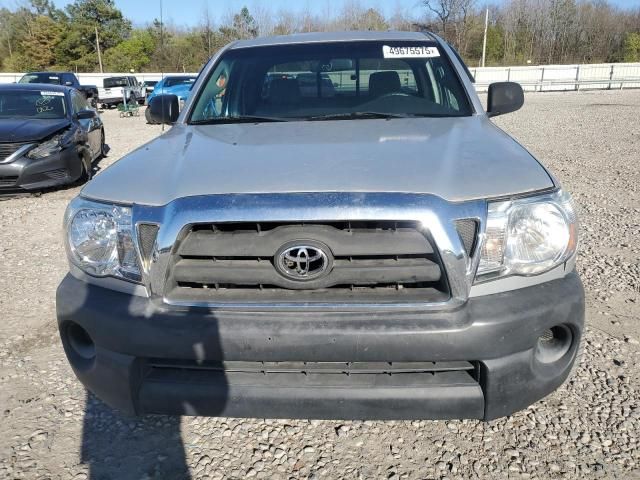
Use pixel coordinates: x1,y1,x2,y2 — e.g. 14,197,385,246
305,112,414,121
191,115,292,125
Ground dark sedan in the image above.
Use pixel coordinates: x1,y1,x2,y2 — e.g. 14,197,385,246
0,84,106,191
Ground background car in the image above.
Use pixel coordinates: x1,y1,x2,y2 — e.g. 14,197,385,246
142,80,158,95
18,71,98,108
145,75,196,123
0,84,107,191
98,76,146,108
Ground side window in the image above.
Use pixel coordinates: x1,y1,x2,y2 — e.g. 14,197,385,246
423,59,467,113
71,91,89,113
191,62,231,121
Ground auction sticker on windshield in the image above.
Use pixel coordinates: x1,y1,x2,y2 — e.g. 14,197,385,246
382,45,440,59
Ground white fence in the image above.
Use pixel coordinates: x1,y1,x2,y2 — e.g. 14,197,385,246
471,63,640,92
1,62,640,92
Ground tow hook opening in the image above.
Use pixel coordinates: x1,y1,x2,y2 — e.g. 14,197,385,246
535,324,573,364
65,322,96,366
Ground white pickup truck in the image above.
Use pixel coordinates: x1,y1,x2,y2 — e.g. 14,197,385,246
97,75,145,108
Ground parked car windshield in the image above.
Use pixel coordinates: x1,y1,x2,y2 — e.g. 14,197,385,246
104,77,127,88
18,73,62,85
190,41,471,123
0,90,67,119
163,77,196,88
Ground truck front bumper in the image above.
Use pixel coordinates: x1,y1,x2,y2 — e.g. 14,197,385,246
56,272,585,420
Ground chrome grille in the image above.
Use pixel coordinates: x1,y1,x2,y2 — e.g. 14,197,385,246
165,221,449,304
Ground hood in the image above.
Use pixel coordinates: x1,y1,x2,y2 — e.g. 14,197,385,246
83,116,554,206
0,118,70,143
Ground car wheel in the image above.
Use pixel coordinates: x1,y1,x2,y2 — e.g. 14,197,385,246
76,155,92,185
100,130,108,158
145,107,158,125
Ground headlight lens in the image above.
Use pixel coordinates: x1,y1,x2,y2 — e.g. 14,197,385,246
477,190,577,280
65,199,141,282
27,135,62,159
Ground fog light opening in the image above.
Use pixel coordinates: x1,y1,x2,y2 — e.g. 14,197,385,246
66,322,96,361
535,324,573,364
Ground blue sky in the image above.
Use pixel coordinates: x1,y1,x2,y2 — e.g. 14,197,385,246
2,0,638,27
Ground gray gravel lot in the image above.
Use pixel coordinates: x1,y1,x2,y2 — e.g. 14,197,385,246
1,91,639,480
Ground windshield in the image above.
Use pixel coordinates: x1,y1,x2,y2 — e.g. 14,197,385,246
19,73,61,85
190,41,471,123
104,77,127,88
0,90,67,119
163,77,196,88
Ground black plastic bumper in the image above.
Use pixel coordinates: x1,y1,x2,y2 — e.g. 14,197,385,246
56,272,585,420
0,147,81,190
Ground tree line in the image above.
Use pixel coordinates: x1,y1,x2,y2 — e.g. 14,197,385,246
0,0,639,74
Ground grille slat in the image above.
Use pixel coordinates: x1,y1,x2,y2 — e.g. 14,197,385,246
179,224,433,257
173,257,440,288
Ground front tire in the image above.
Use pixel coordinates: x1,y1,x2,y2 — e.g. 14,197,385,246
99,130,107,158
76,153,92,185
145,107,158,125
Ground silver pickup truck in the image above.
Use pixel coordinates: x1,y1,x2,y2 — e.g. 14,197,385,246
57,31,584,421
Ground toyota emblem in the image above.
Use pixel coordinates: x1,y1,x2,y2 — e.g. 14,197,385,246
275,242,332,281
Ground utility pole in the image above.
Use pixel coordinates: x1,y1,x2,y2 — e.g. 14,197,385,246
95,25,103,73
481,7,488,68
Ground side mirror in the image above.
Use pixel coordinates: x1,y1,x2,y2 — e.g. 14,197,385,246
75,110,96,120
148,94,180,124
64,81,73,86
487,82,524,117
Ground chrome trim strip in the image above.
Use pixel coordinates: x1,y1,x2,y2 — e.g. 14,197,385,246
131,192,487,312
0,143,34,164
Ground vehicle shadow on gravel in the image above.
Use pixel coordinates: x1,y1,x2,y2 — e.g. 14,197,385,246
81,393,191,480
62,281,230,479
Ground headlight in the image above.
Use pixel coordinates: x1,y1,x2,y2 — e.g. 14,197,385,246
477,190,577,280
64,198,141,282
27,135,62,159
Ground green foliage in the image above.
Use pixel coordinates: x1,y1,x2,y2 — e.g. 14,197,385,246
55,0,132,71
10,15,62,70
622,32,640,62
484,25,505,65
103,30,155,72
360,8,388,31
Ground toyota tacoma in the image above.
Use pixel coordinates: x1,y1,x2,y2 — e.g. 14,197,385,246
57,31,584,420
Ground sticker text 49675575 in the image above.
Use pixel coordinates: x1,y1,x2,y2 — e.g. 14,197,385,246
382,45,440,59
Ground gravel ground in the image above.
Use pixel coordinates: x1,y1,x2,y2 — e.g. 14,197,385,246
0,91,639,480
